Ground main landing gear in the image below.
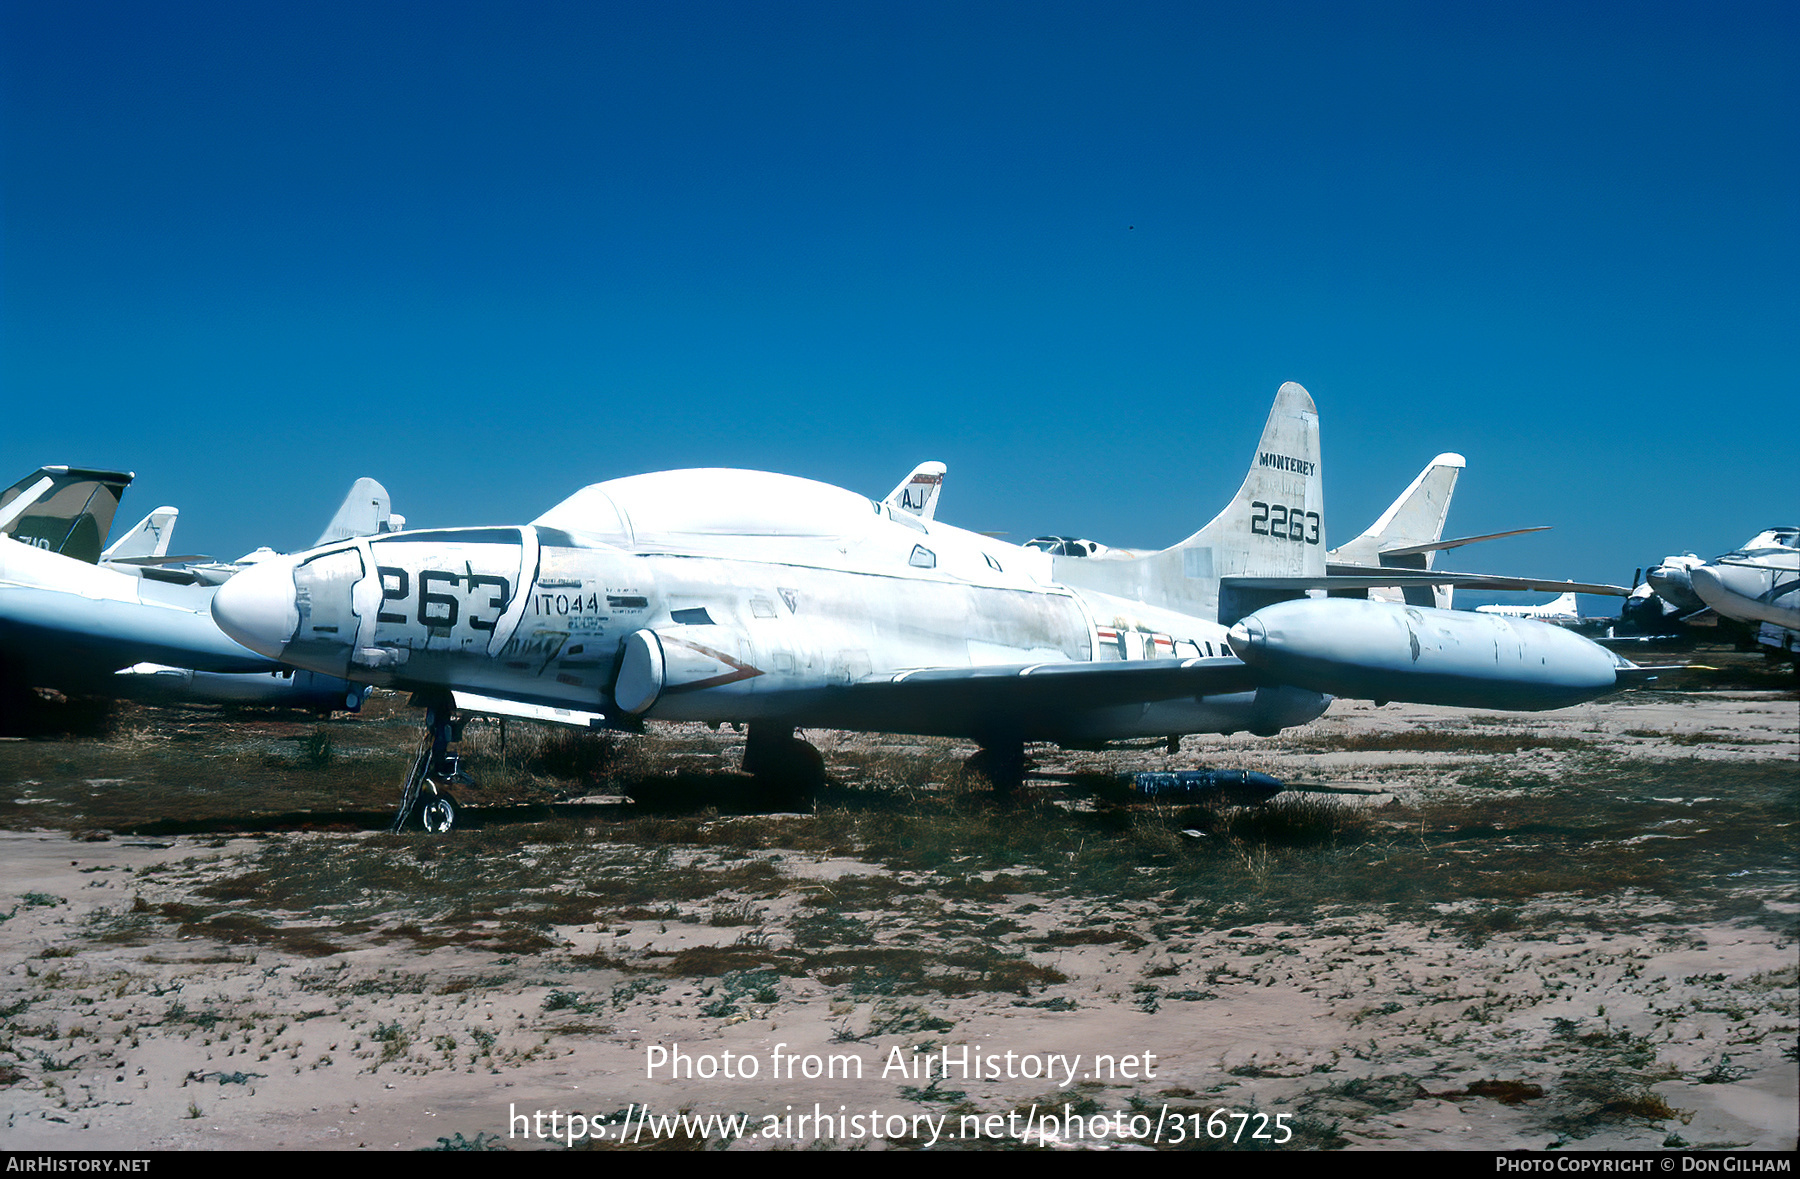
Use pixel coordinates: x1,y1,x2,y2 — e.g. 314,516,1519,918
393,700,477,833
964,739,1027,798
742,723,825,807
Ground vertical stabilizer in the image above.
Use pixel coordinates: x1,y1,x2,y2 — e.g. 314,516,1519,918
314,477,399,546
102,507,179,562
1328,453,1463,608
884,462,946,520
1051,382,1324,621
1328,454,1463,567
0,466,135,564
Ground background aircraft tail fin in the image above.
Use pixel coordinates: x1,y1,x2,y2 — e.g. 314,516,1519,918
313,477,401,546
1052,382,1323,620
1328,453,1463,569
884,462,946,520
0,466,135,564
102,507,179,562
1326,453,1463,608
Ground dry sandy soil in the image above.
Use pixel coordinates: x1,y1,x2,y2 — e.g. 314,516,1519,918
1,669,1794,1152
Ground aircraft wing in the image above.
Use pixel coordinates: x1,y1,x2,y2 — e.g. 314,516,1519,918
438,658,1265,737
791,656,1268,739
0,584,278,678
1290,572,1628,595
1227,572,1627,627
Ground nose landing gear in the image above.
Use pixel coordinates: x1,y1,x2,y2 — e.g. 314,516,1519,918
419,789,459,834
393,700,477,833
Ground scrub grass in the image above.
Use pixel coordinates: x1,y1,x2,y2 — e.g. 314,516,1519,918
1,678,1793,1150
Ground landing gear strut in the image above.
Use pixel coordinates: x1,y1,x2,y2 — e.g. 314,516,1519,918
965,740,1027,798
393,701,477,833
742,723,825,806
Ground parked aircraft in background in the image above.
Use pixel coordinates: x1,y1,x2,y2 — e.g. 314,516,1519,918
1323,453,1551,613
0,468,390,718
1,465,132,563
1615,529,1799,655
211,381,1638,831
1645,552,1708,615
1476,592,1581,624
173,477,405,587
1688,529,1800,657
101,506,181,568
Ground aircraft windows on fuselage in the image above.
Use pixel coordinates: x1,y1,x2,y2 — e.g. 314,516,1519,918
909,545,935,569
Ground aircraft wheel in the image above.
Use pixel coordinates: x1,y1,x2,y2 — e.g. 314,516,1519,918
419,790,459,834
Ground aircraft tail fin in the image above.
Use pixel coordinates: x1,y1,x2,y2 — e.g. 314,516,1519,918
884,462,946,521
1051,382,1323,620
0,466,135,564
313,477,401,546
102,507,179,562
1328,454,1463,569
1326,453,1463,608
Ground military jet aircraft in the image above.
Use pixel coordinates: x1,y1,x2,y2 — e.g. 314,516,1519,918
0,468,388,716
211,382,1639,830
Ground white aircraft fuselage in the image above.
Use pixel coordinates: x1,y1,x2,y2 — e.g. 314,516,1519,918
214,384,1635,749
216,468,1321,743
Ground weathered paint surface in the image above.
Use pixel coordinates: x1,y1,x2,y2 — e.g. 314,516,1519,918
212,383,1629,744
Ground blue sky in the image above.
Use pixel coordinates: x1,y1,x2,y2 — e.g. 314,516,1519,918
3,2,1794,600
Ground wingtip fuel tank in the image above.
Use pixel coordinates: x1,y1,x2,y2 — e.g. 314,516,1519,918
1227,598,1628,710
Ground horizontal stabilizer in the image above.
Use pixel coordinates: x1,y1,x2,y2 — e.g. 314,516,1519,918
1378,526,1551,559
105,553,212,566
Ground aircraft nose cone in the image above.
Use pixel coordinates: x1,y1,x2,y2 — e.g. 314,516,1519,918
211,557,301,659
1227,618,1263,659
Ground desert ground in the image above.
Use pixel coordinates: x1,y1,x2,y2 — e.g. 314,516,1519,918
1,656,1794,1151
